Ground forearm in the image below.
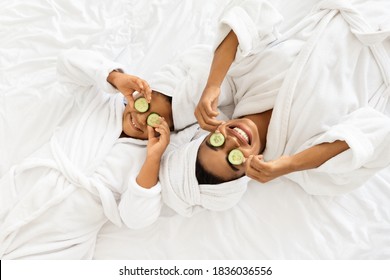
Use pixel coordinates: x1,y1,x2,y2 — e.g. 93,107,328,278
206,30,238,88
136,157,161,189
291,140,350,172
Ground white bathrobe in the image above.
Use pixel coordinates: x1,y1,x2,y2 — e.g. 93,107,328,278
0,50,161,259
219,0,390,195
158,0,390,216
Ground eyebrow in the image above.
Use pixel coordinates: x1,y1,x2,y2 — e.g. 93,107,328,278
205,140,218,151
205,140,239,172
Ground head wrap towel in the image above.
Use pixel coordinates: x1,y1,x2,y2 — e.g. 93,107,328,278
159,135,249,217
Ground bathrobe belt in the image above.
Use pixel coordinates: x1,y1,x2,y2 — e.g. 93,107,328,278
48,135,122,226
1,135,122,232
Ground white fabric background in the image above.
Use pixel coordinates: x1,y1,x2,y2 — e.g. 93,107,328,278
1,0,389,259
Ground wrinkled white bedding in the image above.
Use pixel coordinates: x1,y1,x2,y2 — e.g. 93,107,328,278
1,0,390,259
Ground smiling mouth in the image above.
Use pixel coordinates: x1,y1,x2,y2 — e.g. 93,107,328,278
129,113,142,131
231,126,251,145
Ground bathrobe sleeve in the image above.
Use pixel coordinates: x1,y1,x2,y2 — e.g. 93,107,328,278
214,0,283,57
287,108,390,195
118,176,162,229
57,49,124,94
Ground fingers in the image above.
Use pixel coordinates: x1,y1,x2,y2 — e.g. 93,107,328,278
153,117,170,145
194,86,223,131
154,118,169,135
119,75,151,103
245,155,273,183
194,104,223,131
131,77,152,103
147,125,155,141
247,155,265,173
202,99,219,117
137,79,152,103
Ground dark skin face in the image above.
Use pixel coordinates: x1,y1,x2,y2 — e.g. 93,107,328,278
122,91,174,139
197,110,272,182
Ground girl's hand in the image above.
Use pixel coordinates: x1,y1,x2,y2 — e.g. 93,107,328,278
108,71,152,107
146,117,170,160
194,85,223,131
136,117,170,189
245,155,294,183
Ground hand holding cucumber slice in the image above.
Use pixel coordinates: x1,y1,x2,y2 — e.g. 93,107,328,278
147,112,161,127
228,149,245,165
209,132,225,147
134,97,149,113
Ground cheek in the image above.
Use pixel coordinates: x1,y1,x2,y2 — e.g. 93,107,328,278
122,120,131,136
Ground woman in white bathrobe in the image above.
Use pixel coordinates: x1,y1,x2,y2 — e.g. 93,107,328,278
195,0,390,191
159,0,390,217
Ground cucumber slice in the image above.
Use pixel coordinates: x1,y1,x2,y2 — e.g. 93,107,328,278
209,132,225,147
147,112,161,127
134,97,149,113
228,149,244,165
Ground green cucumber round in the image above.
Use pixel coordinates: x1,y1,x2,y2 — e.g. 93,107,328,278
228,149,244,165
134,97,149,113
147,112,161,127
209,132,225,147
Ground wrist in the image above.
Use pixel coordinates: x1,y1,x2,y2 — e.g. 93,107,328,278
107,69,123,88
288,154,304,172
136,156,161,189
205,83,221,90
277,155,296,174
145,154,162,166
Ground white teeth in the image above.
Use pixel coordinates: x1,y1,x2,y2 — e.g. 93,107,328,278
131,115,139,129
233,127,249,143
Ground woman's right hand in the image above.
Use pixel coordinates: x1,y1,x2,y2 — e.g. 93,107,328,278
194,85,223,131
245,155,294,183
107,71,152,107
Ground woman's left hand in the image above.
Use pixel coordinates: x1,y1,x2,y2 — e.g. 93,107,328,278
245,155,294,183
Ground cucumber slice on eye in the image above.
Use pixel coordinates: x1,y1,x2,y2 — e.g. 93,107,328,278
209,132,225,147
134,97,149,113
228,149,244,165
147,112,161,127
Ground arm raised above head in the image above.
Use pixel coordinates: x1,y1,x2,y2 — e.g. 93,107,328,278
195,0,283,132
194,30,238,131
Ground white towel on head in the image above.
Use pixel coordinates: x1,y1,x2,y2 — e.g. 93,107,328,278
159,135,249,217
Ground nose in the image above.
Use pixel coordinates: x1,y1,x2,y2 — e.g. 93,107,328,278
136,112,148,127
225,134,240,150
218,126,240,150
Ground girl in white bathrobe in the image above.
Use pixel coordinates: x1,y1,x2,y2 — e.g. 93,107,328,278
0,50,172,259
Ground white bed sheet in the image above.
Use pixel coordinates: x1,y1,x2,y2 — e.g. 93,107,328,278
1,0,389,259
